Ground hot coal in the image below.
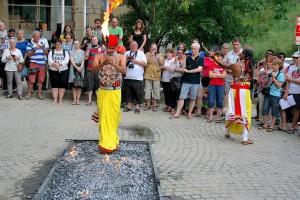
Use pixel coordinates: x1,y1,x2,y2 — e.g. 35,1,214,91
34,141,160,200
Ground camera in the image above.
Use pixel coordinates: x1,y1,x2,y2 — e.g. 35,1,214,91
268,73,273,77
185,65,192,70
126,60,134,68
11,55,15,58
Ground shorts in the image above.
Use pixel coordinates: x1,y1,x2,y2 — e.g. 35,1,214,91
125,79,143,104
28,63,46,84
144,79,160,100
262,95,280,117
208,85,224,108
49,69,69,89
179,83,199,100
86,70,100,92
292,94,300,108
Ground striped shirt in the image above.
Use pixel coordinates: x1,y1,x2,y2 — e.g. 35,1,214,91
86,46,105,69
26,41,46,66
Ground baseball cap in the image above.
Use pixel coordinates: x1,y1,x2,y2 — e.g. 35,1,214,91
292,51,300,58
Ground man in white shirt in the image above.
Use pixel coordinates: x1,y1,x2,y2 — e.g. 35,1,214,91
223,38,243,66
123,41,147,114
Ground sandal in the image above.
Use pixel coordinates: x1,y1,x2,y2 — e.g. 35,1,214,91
123,107,132,112
144,106,151,111
152,107,157,112
5,94,13,98
287,129,295,134
85,102,92,106
258,126,267,130
277,127,287,132
169,115,180,119
215,120,221,123
206,119,212,123
242,139,254,145
193,113,202,117
134,109,140,114
267,127,274,132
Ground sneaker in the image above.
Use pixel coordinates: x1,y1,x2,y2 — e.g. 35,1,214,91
18,96,24,100
5,94,13,98
37,95,44,100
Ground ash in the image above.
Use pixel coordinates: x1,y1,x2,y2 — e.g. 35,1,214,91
40,141,159,200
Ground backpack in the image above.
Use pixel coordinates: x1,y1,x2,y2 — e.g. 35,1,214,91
51,49,67,60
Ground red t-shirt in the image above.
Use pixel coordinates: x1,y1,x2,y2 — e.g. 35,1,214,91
209,63,225,86
202,57,213,77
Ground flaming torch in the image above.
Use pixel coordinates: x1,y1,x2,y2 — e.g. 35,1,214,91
101,0,124,46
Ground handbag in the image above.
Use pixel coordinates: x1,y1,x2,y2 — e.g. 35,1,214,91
171,77,181,91
261,72,280,96
201,76,210,87
73,72,85,88
27,67,40,74
21,67,28,77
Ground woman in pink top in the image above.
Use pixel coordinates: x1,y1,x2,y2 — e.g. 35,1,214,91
195,47,214,117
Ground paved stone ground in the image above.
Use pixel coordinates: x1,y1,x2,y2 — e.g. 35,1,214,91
1,87,300,200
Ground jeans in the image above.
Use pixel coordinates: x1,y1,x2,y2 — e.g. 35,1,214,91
262,95,280,117
208,85,224,108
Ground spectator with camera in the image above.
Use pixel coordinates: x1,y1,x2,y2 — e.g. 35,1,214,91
84,36,104,106
144,43,165,112
123,41,147,114
161,49,175,112
259,58,284,132
169,48,185,115
25,31,48,100
170,42,204,119
1,38,24,99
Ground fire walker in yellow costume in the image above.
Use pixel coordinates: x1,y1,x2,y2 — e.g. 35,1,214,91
94,35,124,153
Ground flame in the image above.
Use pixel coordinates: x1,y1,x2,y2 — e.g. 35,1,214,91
101,0,124,39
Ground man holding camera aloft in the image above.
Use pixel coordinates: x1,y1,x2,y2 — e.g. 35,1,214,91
123,41,147,114
144,43,164,112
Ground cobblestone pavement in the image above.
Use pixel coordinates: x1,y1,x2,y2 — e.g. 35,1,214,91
1,91,300,200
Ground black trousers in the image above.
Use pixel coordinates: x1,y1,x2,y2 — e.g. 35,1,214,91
125,79,143,104
162,82,171,107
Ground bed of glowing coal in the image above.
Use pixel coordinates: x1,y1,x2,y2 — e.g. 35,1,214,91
34,141,160,200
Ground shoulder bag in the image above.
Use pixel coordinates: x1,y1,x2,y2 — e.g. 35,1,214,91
261,72,280,96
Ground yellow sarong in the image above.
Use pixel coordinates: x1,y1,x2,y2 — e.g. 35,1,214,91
225,82,252,134
97,88,121,152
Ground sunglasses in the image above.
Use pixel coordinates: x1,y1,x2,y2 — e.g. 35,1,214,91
293,57,299,59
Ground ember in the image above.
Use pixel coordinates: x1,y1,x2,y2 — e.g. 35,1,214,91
33,141,161,200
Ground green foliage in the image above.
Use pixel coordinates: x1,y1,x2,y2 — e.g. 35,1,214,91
118,0,299,57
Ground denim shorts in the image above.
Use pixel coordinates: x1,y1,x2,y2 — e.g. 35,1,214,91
262,95,280,117
179,83,199,100
208,85,224,108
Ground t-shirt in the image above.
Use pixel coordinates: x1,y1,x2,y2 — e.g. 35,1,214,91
223,49,242,65
269,72,284,97
161,58,174,82
16,39,29,56
181,55,204,84
26,41,46,66
209,64,225,86
203,57,214,77
131,30,146,48
48,49,70,72
108,26,123,46
287,65,300,94
124,50,147,81
86,46,105,69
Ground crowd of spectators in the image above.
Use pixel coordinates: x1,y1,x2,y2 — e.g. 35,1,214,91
1,18,300,136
